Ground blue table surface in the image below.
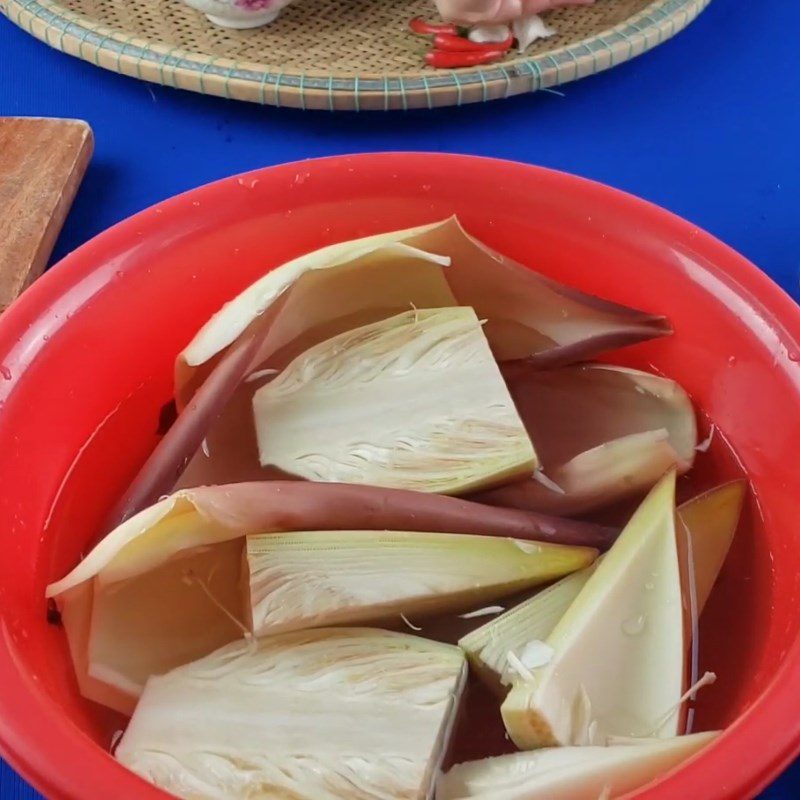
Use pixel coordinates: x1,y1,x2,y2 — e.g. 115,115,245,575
1,0,799,796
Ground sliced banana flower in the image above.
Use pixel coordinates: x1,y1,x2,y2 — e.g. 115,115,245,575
477,363,696,515
677,480,745,613
252,307,536,494
461,481,743,697
436,731,719,800
460,566,594,693
117,629,467,800
47,481,614,715
142,218,668,508
178,218,668,395
245,530,597,637
501,473,685,748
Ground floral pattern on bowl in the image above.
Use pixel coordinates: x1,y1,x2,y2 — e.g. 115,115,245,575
182,0,290,29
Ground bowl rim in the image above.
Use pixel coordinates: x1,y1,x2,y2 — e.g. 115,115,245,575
1,153,799,800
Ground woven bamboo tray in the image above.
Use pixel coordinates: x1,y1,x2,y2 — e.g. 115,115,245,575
2,0,710,110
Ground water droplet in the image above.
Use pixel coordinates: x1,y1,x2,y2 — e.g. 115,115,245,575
727,355,737,365
788,351,800,363
0,365,11,380
622,613,647,636
645,581,655,591
518,640,554,669
512,540,542,554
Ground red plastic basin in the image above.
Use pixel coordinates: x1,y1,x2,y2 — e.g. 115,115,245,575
0,154,799,800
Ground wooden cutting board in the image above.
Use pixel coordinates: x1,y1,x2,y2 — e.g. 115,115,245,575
0,117,93,311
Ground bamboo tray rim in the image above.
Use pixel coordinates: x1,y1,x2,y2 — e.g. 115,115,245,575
2,0,712,110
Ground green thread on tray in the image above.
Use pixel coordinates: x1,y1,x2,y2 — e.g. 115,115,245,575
498,65,512,99
453,72,464,107
616,27,636,60
274,71,284,108
421,75,433,110
651,4,669,22
353,76,360,112
258,70,270,105
634,18,651,45
298,74,306,110
563,46,582,79
649,15,666,43
544,52,561,82
21,0,38,18
588,38,600,72
477,68,489,103
92,33,112,66
596,35,615,67
637,18,652,47
529,59,543,92
221,61,234,99
20,0,39,33
114,32,133,74
197,59,213,95
328,76,335,112
515,60,532,92
158,48,178,87
129,35,144,80
384,76,390,111
41,8,58,47
573,41,595,75
56,15,67,54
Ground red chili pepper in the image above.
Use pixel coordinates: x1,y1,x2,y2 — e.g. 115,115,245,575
432,32,514,52
425,48,507,68
409,16,459,36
